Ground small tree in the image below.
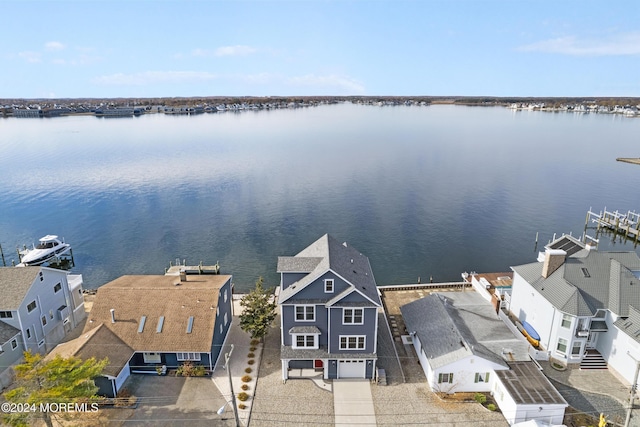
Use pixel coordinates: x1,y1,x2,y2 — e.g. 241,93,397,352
3,351,108,427
239,277,277,341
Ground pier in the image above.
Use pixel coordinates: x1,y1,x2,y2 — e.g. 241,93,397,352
165,259,220,275
585,208,640,244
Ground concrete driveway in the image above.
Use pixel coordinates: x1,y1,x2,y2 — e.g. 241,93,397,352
108,374,237,426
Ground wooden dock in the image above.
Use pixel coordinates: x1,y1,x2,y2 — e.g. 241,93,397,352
616,158,640,165
165,259,220,275
585,208,640,243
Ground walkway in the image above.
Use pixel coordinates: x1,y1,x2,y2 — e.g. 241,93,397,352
211,297,261,427
334,379,377,427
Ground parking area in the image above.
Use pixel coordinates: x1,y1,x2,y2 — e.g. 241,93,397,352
99,375,236,427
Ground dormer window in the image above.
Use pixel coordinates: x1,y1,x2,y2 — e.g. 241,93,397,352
324,279,334,293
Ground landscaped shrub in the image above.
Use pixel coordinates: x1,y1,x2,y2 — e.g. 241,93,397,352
241,384,249,391
238,403,247,410
245,367,252,374
247,352,255,358
474,393,487,405
250,339,260,346
249,346,257,352
237,392,249,401
247,359,255,365
241,375,252,383
176,361,206,377
487,403,496,411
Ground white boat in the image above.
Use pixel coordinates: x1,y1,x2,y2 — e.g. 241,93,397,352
19,235,71,266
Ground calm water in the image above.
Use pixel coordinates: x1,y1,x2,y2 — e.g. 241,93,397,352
1,104,639,291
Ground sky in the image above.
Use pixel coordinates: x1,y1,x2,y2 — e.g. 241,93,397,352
1,0,639,99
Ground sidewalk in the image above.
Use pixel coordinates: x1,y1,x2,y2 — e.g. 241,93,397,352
212,297,262,427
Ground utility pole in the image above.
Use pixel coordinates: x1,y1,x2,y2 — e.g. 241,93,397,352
225,344,241,427
625,352,640,427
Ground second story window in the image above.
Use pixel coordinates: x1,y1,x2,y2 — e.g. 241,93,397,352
324,279,334,293
295,305,315,321
27,301,37,313
343,308,364,325
561,314,572,329
54,283,62,293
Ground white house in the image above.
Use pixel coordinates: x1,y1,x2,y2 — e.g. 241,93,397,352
509,234,640,386
401,290,566,425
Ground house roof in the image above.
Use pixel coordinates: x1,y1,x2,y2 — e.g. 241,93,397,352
0,322,20,344
0,267,40,310
278,234,381,306
512,250,640,316
400,291,529,370
614,305,640,344
46,324,134,377
84,274,231,353
494,362,567,405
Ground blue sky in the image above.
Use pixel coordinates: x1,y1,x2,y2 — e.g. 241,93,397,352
2,0,639,98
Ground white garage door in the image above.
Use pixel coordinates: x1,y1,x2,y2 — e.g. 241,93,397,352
338,360,366,378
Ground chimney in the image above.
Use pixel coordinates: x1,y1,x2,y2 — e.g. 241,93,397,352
542,249,566,278
179,269,187,282
110,308,116,323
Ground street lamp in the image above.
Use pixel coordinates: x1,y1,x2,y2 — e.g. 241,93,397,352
217,344,241,427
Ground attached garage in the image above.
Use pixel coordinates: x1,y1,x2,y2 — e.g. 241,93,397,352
338,360,366,378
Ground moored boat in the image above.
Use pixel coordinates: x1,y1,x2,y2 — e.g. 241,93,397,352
19,235,71,266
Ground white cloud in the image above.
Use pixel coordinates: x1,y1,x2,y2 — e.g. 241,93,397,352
92,71,218,85
288,74,365,94
518,32,640,56
18,51,41,63
215,45,257,57
45,41,65,51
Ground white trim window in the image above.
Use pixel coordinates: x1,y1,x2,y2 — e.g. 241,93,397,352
143,352,162,363
571,341,582,357
295,305,315,321
292,334,318,349
343,308,364,325
556,338,568,355
438,372,454,384
177,352,201,361
324,279,334,293
561,314,572,329
339,335,366,350
474,372,490,383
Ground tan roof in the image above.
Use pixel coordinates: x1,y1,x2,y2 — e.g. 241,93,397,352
46,324,134,377
84,274,231,353
0,267,40,310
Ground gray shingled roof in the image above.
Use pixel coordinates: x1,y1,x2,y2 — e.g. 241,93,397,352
0,267,40,310
400,292,529,370
277,257,323,273
512,250,640,316
614,305,640,344
0,322,20,344
278,234,381,306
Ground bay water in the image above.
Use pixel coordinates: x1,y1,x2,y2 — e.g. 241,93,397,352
1,103,638,291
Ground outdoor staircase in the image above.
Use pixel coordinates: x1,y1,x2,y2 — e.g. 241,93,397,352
580,349,608,370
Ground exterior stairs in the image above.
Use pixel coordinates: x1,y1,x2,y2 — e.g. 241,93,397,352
580,349,608,370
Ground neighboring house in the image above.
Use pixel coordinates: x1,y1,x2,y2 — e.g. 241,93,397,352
51,272,233,397
0,266,85,387
509,234,640,386
277,234,382,381
401,291,530,394
401,291,566,425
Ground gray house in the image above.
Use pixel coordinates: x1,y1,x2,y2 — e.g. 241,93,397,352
278,234,382,381
0,266,86,387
